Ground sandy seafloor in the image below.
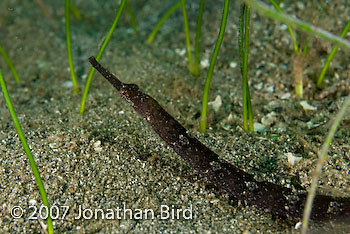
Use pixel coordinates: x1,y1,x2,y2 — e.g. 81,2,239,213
0,0,350,233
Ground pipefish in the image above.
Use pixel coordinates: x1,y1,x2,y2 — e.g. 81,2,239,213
89,56,350,223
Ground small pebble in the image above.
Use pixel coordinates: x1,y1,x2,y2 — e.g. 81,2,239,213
200,58,209,68
334,72,340,79
94,147,103,153
93,140,103,152
287,152,302,166
306,121,321,129
254,123,266,133
280,24,288,30
62,80,73,88
175,48,186,56
229,61,237,68
222,124,231,130
28,199,37,206
300,101,317,111
254,82,263,90
265,85,274,93
49,142,58,149
93,140,101,148
280,93,291,100
226,113,234,123
295,221,302,230
261,112,277,127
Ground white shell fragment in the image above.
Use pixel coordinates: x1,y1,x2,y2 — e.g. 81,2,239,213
93,140,101,148
300,101,317,111
29,199,37,206
49,142,58,149
295,221,302,230
261,112,277,127
208,95,222,113
200,58,209,68
93,140,103,152
287,152,302,166
254,123,266,133
229,61,237,68
175,48,186,56
62,80,73,88
226,113,234,122
265,85,274,93
280,24,288,30
254,82,263,90
280,92,291,100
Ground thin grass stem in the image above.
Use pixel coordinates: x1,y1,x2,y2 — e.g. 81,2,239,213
0,45,20,83
302,37,310,57
34,0,58,31
194,0,205,77
238,6,244,74
238,6,246,129
239,4,254,132
199,0,229,133
243,5,253,132
269,0,298,54
292,53,304,98
317,21,350,88
65,0,79,94
181,0,194,74
146,1,182,44
79,0,127,114
0,70,54,234
243,0,350,50
295,81,303,98
247,85,254,131
301,94,350,234
125,1,138,34
69,0,82,20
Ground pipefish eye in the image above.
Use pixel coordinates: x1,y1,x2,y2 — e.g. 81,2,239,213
120,90,128,98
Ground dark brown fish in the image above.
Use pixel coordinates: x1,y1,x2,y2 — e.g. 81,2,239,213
89,56,350,222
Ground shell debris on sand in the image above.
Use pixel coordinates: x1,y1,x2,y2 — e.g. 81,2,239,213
286,152,302,166
208,95,222,113
93,140,103,152
300,101,317,111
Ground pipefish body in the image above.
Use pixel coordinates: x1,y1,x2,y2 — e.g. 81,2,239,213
89,56,350,223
